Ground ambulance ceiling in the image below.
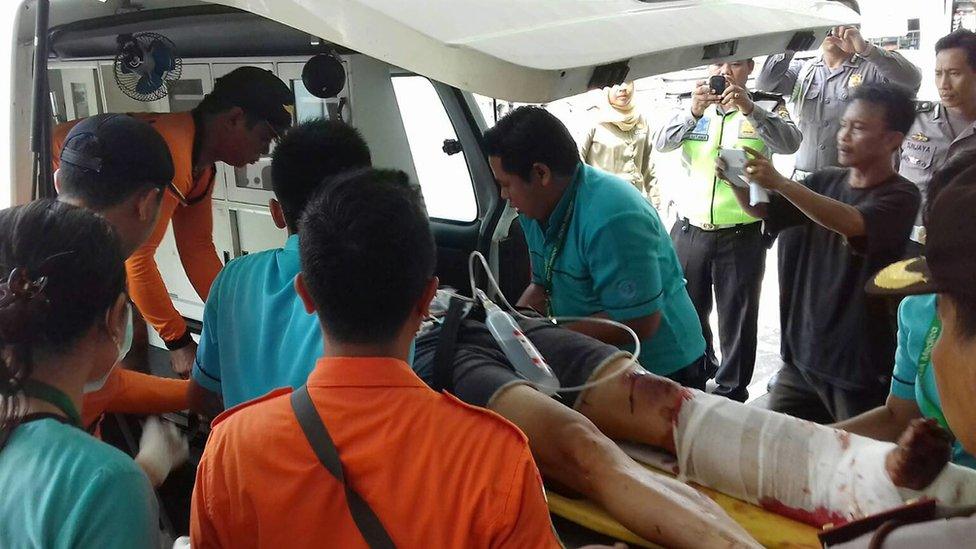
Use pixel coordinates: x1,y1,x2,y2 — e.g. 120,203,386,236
34,0,858,102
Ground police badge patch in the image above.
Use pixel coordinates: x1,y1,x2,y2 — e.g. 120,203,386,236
848,73,864,88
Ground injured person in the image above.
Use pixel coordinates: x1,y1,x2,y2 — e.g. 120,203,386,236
413,304,976,542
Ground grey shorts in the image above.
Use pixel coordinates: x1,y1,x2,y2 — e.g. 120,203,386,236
413,315,627,408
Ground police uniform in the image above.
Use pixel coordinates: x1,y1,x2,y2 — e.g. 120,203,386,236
756,44,921,364
654,94,801,400
758,44,922,174
900,100,976,246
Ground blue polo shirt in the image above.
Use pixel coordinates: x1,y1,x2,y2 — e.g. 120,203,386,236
194,234,323,408
194,234,415,408
520,164,705,375
0,418,159,548
890,294,975,469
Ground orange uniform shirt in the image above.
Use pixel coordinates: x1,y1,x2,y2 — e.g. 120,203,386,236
53,112,222,345
191,357,561,549
82,369,190,432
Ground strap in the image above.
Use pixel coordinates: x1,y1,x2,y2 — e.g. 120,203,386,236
291,386,395,549
432,297,466,392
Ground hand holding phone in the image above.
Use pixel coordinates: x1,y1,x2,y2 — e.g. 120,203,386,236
708,75,727,95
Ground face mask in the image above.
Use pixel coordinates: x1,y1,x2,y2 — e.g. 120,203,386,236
84,303,132,394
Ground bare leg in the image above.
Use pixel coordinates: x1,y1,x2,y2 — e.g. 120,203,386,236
490,384,759,549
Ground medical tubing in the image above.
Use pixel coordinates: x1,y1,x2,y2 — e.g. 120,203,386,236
467,251,639,393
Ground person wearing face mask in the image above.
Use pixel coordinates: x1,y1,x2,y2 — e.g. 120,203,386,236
0,200,159,548
580,81,660,208
898,29,976,255
52,67,294,378
654,58,801,402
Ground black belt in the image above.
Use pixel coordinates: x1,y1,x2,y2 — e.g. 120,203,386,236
679,217,760,232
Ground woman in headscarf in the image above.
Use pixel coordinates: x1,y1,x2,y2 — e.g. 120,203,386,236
580,81,659,208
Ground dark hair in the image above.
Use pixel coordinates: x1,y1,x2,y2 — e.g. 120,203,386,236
924,150,976,226
193,95,265,129
936,29,976,71
299,168,434,345
58,151,163,211
850,83,916,135
483,106,580,181
271,119,372,230
0,200,125,447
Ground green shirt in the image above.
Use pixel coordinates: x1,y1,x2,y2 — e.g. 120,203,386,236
0,417,159,548
520,164,705,375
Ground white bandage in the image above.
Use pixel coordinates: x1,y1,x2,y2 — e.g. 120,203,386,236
135,416,189,487
672,391,976,526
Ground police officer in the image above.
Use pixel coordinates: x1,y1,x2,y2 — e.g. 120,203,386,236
756,16,921,367
900,29,976,254
655,58,801,401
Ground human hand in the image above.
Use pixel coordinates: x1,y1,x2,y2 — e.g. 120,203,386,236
721,83,754,116
715,157,732,185
135,416,189,487
169,340,197,379
742,146,788,191
691,80,723,118
836,25,869,55
885,418,953,490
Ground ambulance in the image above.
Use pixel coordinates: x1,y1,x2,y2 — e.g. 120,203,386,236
3,0,858,544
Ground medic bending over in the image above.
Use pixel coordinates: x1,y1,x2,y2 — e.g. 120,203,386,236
52,67,294,376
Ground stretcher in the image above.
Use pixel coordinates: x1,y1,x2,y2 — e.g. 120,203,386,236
546,443,821,548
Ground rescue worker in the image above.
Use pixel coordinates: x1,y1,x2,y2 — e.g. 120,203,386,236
190,170,562,548
654,58,801,401
492,106,707,389
727,84,920,422
756,19,921,366
580,81,659,209
55,114,190,485
899,29,976,254
52,67,294,377
188,119,372,415
0,201,159,547
835,150,976,470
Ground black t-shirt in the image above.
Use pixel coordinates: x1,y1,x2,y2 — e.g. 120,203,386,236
767,168,921,390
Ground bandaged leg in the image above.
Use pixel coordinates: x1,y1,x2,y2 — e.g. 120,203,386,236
673,389,976,527
578,363,976,527
489,383,760,549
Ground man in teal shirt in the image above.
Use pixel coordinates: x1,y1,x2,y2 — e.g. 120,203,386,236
188,119,372,413
485,106,706,386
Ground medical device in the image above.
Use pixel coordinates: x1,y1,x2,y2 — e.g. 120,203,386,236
467,251,639,394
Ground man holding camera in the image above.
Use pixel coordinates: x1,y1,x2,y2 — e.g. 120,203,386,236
655,59,801,401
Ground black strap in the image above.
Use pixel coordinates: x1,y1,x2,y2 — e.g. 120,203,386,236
290,386,395,549
432,297,467,392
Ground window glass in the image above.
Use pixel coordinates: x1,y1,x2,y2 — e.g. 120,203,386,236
391,76,477,222
70,83,90,119
292,79,328,123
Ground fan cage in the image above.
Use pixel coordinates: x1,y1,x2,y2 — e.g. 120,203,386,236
113,32,183,102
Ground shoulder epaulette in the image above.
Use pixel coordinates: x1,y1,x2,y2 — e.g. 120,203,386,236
915,101,936,114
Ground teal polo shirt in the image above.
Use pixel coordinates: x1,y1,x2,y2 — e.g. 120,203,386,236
890,294,976,469
0,418,159,548
194,234,415,408
194,234,323,408
520,164,705,375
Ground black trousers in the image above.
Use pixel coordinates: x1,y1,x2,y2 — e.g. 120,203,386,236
766,361,889,423
670,219,765,401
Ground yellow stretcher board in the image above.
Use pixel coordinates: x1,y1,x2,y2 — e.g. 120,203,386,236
547,461,821,548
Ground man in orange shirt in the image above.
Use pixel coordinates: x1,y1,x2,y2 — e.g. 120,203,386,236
53,67,294,376
191,169,561,548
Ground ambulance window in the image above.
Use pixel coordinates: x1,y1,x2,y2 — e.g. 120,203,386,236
70,83,91,119
391,76,477,222
168,78,205,112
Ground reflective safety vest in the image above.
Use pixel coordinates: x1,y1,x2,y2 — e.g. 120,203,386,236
679,105,768,227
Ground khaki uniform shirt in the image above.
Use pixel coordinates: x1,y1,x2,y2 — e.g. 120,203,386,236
757,45,922,172
580,112,658,207
900,101,976,228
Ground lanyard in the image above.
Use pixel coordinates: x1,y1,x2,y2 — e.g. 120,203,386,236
916,314,951,432
543,190,577,317
21,380,82,428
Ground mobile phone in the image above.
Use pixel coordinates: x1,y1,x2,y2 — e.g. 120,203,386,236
708,75,727,95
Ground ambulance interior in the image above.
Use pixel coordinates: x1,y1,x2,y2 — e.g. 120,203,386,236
9,0,868,545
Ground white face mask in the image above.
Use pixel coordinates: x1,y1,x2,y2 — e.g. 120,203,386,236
84,303,133,394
